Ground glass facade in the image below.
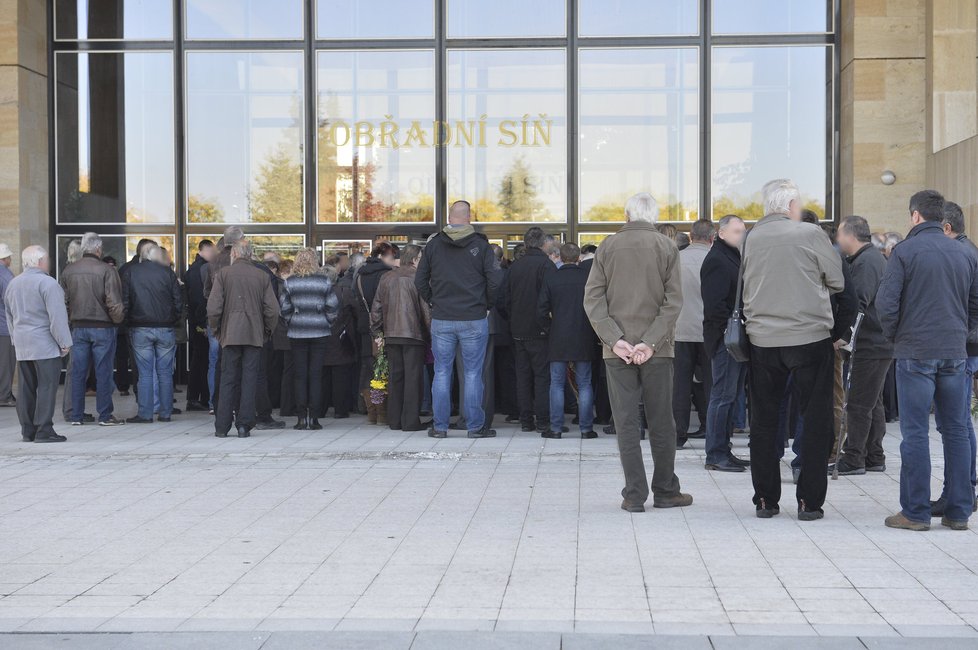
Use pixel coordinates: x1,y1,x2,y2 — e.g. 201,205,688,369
50,0,837,271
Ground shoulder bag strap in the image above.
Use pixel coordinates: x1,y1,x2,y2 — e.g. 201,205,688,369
731,229,751,319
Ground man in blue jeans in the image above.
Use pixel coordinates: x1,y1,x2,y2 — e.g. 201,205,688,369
59,233,125,426
538,243,597,439
122,244,182,424
877,190,978,531
416,200,499,439
932,201,978,516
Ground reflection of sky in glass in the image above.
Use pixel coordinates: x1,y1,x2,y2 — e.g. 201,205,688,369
67,52,174,223
579,48,699,222
186,0,302,39
449,0,565,38
712,46,828,215
448,49,566,222
579,0,698,37
713,0,829,34
317,50,435,223
317,0,434,38
58,0,173,39
186,52,304,223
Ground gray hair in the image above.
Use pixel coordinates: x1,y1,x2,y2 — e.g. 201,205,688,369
141,244,163,263
22,245,47,269
80,232,102,255
231,239,253,261
66,239,82,264
625,193,659,224
223,225,245,246
349,252,366,270
840,215,871,243
717,214,744,232
762,179,800,217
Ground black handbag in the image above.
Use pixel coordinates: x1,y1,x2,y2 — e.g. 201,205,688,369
724,231,751,363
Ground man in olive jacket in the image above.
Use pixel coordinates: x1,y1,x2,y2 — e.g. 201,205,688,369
207,240,279,438
584,192,692,513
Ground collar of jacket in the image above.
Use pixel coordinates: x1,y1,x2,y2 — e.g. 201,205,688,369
687,242,711,252
24,267,45,277
716,236,741,260
956,233,970,244
231,257,251,266
82,253,101,261
524,247,547,257
846,242,874,263
756,213,790,227
907,220,943,238
618,221,657,233
557,262,579,270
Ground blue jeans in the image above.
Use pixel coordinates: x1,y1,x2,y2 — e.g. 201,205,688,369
935,356,978,503
705,345,747,465
70,327,117,422
431,318,489,433
896,358,972,523
207,326,219,409
131,327,176,420
550,361,593,433
733,391,747,429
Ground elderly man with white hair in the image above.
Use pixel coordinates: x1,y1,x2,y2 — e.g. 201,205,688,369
741,179,844,521
583,192,692,513
5,246,73,442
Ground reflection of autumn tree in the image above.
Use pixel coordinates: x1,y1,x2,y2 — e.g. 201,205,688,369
497,155,544,220
712,196,824,221
187,195,224,223
251,143,303,222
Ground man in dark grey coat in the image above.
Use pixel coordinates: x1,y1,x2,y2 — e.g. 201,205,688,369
831,215,893,475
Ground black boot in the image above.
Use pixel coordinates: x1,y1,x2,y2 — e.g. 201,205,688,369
309,418,322,430
294,414,308,430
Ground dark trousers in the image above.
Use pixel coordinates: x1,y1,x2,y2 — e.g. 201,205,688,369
514,338,550,427
673,341,712,439
494,343,519,418
387,343,424,430
840,356,891,469
593,358,612,424
749,338,835,511
17,357,62,441
322,363,353,417
215,345,261,434
883,360,899,421
256,341,274,421
187,329,210,405
280,351,296,417
358,334,373,391
606,356,682,504
114,330,131,391
268,349,284,408
292,337,327,415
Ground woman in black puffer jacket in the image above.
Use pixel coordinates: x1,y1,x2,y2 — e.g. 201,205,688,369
280,248,339,430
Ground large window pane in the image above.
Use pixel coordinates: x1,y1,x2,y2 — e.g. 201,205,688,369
579,48,699,223
56,234,175,275
186,52,304,224
56,52,174,224
711,46,830,219
448,0,564,38
55,0,173,40
317,50,435,223
187,234,305,264
186,0,303,39
317,0,434,39
448,49,566,223
579,0,697,37
713,0,830,34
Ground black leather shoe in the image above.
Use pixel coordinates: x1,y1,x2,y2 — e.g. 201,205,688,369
35,435,67,443
428,428,447,439
468,428,496,438
705,459,745,472
21,435,34,442
215,430,228,438
158,416,171,423
581,430,598,439
521,422,536,432
687,429,706,439
930,496,947,518
237,426,251,438
186,401,208,412
255,420,284,430
541,430,562,439
309,419,322,430
294,417,308,430
126,416,153,424
603,424,616,435
727,453,750,467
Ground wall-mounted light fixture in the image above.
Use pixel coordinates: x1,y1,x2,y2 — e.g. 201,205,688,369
881,170,897,186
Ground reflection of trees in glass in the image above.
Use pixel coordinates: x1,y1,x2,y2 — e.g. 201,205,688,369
188,195,224,223
250,103,304,223
497,155,544,221
583,196,697,222
711,195,824,221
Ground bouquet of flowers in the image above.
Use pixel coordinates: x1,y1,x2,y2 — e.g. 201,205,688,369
369,341,389,406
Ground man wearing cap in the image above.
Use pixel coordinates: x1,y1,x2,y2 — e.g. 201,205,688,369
0,243,16,407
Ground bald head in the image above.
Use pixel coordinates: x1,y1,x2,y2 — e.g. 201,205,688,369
449,200,472,225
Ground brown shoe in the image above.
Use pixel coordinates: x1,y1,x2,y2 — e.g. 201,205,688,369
941,516,969,531
884,512,929,531
620,500,645,513
653,493,693,509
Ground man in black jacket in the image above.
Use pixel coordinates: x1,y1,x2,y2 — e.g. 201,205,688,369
701,215,750,472
831,216,893,476
183,239,215,411
501,226,556,433
122,244,182,424
538,243,598,439
416,200,499,439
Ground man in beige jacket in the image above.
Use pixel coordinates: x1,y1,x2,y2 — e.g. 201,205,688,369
584,192,693,513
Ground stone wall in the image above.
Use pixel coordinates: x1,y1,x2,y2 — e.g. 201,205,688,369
0,0,47,273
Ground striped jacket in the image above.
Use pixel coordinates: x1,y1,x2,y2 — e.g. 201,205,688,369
280,273,340,339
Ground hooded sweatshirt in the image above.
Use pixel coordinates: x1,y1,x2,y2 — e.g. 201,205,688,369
415,224,499,321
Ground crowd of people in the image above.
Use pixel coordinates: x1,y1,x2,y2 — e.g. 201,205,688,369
2,181,976,530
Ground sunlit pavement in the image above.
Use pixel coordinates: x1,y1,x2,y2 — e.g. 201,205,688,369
0,391,976,649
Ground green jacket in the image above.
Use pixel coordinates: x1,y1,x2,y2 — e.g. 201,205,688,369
583,221,683,359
